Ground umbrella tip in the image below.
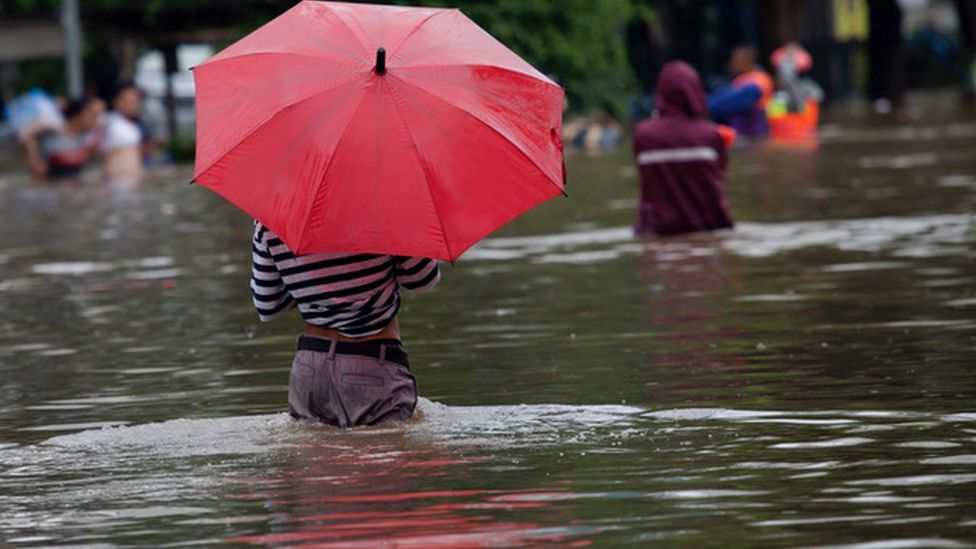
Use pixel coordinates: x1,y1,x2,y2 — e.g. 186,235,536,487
375,47,386,75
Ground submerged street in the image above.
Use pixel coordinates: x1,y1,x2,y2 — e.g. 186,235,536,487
1,100,975,547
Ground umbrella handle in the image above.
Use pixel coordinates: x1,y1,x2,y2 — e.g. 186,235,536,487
375,48,386,75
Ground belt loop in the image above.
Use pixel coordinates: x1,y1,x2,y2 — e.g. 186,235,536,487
378,344,387,364
328,339,338,359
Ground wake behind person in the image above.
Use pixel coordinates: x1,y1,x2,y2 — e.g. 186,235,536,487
251,222,440,428
633,61,734,236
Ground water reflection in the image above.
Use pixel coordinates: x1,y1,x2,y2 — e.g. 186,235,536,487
225,428,593,547
638,234,752,404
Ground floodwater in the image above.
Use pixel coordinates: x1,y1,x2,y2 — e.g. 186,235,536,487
1,104,975,547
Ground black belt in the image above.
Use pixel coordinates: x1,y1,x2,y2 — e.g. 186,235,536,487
297,335,409,368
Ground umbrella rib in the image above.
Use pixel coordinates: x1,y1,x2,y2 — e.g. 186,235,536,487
198,61,358,133
396,62,557,92
386,86,454,260
324,4,376,58
388,9,451,59
200,50,362,71
395,60,552,85
393,75,564,196
294,85,374,253
194,73,362,181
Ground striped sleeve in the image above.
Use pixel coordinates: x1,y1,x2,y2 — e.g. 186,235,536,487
394,256,440,293
250,222,295,321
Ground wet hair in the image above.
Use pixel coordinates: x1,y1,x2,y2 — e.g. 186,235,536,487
62,98,90,120
111,81,143,102
732,45,758,65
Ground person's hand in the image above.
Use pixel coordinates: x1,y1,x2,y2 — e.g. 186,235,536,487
29,157,48,180
717,125,737,148
23,137,48,181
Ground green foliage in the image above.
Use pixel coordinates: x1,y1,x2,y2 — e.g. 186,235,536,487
166,137,197,163
409,0,640,115
1,0,642,115
0,0,58,12
11,58,65,96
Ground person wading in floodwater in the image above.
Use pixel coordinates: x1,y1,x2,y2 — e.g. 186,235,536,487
633,61,735,236
23,97,105,182
251,223,440,427
707,45,773,140
191,3,563,431
98,83,146,183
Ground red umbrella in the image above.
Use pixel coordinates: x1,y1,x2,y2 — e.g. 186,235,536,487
192,1,565,261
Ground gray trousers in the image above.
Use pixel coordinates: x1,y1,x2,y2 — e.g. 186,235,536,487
288,336,417,427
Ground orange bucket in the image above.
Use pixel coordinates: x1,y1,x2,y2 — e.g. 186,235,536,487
769,100,819,144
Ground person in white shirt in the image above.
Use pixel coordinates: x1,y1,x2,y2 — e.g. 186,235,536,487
98,83,145,182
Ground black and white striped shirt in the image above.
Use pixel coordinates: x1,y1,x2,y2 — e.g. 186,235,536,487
251,222,440,337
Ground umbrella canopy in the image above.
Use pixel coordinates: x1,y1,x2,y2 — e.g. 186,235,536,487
192,0,565,261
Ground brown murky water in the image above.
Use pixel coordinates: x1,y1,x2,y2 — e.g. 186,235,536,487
1,102,975,547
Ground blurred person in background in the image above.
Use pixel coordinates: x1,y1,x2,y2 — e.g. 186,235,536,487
5,89,63,145
766,43,823,145
567,107,624,153
633,61,735,236
769,42,823,113
98,83,146,182
23,97,105,182
707,45,773,140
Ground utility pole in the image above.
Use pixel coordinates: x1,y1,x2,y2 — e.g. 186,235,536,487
62,0,83,98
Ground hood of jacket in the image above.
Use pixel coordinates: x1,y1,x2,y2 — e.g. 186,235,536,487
655,61,708,119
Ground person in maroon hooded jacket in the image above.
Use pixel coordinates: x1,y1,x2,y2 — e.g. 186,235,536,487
633,61,735,236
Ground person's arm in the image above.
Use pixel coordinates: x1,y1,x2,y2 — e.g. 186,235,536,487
394,257,440,293
22,133,48,181
717,130,730,171
82,127,102,156
250,222,295,321
707,84,762,118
